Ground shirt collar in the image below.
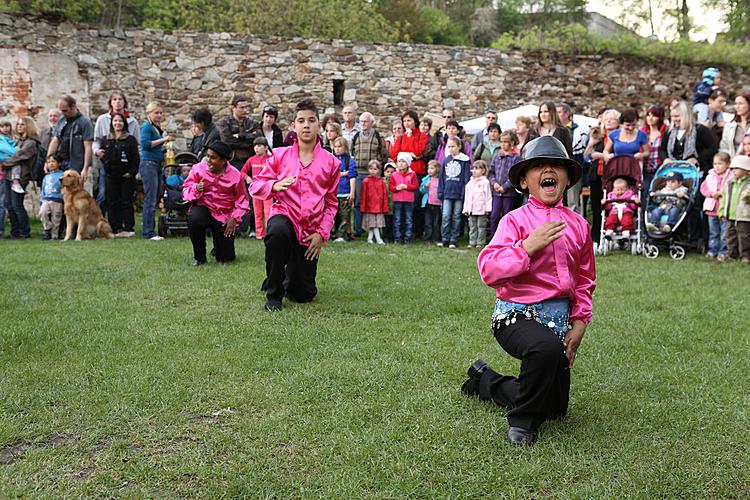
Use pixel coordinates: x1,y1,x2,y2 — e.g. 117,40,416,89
528,195,564,209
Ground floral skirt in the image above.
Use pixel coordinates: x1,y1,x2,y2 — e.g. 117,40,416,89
362,213,385,229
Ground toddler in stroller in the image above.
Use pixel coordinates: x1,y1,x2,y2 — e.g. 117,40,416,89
603,177,638,239
158,152,198,237
646,171,688,234
597,155,642,255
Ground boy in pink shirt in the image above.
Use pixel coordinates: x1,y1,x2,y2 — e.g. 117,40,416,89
462,136,596,446
249,100,340,312
241,137,274,239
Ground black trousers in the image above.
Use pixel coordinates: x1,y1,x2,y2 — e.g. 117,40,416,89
424,204,441,242
589,178,603,244
478,319,570,431
105,175,135,232
264,215,318,303
187,205,236,263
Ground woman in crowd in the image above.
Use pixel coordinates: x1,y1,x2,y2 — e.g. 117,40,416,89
102,112,140,237
323,121,342,151
391,110,429,238
584,108,620,247
140,102,174,240
535,101,572,157
0,116,38,239
260,105,284,150
602,108,650,161
183,141,249,265
385,119,404,157
514,116,537,151
641,105,667,208
720,92,750,157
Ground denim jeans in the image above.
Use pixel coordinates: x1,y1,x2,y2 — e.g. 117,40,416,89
706,215,727,256
441,198,463,243
649,206,680,227
96,163,107,214
139,159,162,238
392,201,414,242
4,179,30,237
0,178,6,236
353,175,365,235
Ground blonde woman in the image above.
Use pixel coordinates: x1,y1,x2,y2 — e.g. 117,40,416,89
139,102,174,240
0,116,39,238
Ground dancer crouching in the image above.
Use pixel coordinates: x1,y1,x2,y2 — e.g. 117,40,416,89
462,136,596,446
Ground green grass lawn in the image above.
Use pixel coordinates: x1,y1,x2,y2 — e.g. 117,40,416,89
1,226,749,497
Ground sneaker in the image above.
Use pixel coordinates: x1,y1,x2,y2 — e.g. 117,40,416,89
705,252,716,258
124,231,135,238
334,237,346,243
622,230,631,238
742,257,750,264
662,224,671,233
717,255,732,263
264,299,282,312
436,242,444,247
377,240,385,245
149,235,165,241
466,244,474,248
367,238,374,244
114,231,129,238
605,229,614,238
10,182,24,194
449,243,457,249
645,223,657,233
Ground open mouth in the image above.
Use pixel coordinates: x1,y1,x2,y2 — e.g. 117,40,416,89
540,177,557,193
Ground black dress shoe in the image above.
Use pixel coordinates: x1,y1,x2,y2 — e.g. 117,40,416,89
460,358,488,397
264,299,282,312
191,259,206,266
506,426,537,446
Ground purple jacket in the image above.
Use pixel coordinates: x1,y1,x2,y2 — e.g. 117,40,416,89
489,151,519,198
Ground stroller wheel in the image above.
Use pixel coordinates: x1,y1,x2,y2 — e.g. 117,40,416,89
644,243,659,259
631,241,638,255
669,245,686,260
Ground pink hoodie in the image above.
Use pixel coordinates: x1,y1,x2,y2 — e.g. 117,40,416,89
700,168,732,216
463,176,493,215
477,196,596,325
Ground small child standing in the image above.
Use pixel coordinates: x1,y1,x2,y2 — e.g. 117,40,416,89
419,160,442,244
359,159,388,244
646,171,688,233
331,137,357,242
700,152,732,259
382,162,396,242
602,177,638,238
461,135,595,446
718,155,750,263
462,160,492,248
438,136,472,248
241,137,273,239
39,153,65,240
488,131,520,237
389,152,418,243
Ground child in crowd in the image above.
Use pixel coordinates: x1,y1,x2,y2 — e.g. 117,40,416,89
738,132,750,156
165,165,191,190
462,160,492,248
241,137,273,239
419,160,442,244
359,159,388,244
39,153,65,240
331,137,357,242
602,177,638,238
488,131,520,237
0,119,17,191
693,67,722,121
438,136,471,248
462,135,595,446
719,155,750,263
389,152,419,243
700,152,732,259
383,162,396,242
646,171,688,233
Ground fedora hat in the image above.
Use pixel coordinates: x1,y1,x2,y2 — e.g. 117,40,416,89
206,141,233,161
508,135,582,192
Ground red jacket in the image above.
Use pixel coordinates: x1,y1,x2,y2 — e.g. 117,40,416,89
360,176,389,214
388,170,419,203
390,130,428,175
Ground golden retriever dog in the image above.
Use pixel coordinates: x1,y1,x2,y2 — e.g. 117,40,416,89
60,170,114,241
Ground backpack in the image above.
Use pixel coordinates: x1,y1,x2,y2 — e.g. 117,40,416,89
30,139,46,183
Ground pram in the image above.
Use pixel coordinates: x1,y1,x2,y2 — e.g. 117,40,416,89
597,155,643,256
642,160,702,260
157,151,199,237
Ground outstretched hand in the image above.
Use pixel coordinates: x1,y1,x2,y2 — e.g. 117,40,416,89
522,221,566,258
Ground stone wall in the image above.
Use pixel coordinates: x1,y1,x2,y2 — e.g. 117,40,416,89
1,13,748,139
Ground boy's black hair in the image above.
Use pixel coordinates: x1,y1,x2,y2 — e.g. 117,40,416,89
487,123,501,133
253,136,269,147
191,107,213,126
294,99,319,119
49,151,66,165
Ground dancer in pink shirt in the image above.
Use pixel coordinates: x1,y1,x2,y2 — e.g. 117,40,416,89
461,136,596,446
249,100,340,311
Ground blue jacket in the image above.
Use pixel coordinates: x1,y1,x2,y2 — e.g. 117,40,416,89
335,153,357,196
0,135,16,163
140,121,165,163
40,170,64,202
438,153,471,201
419,174,439,208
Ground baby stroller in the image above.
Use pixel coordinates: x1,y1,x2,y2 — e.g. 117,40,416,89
642,160,701,260
157,151,199,237
597,155,643,256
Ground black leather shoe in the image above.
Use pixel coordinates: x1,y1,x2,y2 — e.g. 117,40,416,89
264,300,282,312
191,259,206,266
506,426,537,446
460,358,488,397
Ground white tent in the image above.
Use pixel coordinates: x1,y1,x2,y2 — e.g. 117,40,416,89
460,105,599,137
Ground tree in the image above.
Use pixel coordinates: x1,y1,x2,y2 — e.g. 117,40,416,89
722,0,750,43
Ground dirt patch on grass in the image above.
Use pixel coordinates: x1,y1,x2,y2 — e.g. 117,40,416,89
0,433,79,466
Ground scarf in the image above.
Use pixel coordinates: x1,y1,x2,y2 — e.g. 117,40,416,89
667,125,697,161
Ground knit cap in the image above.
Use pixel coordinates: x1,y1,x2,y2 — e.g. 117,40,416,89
396,152,413,166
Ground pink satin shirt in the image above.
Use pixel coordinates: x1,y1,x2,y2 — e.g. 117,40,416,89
249,141,340,244
182,161,250,224
477,195,596,324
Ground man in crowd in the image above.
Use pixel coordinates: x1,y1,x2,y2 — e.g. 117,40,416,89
47,95,94,191
557,103,588,212
217,95,260,170
470,110,499,151
341,105,360,147
192,107,221,160
40,108,61,150
350,111,388,236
